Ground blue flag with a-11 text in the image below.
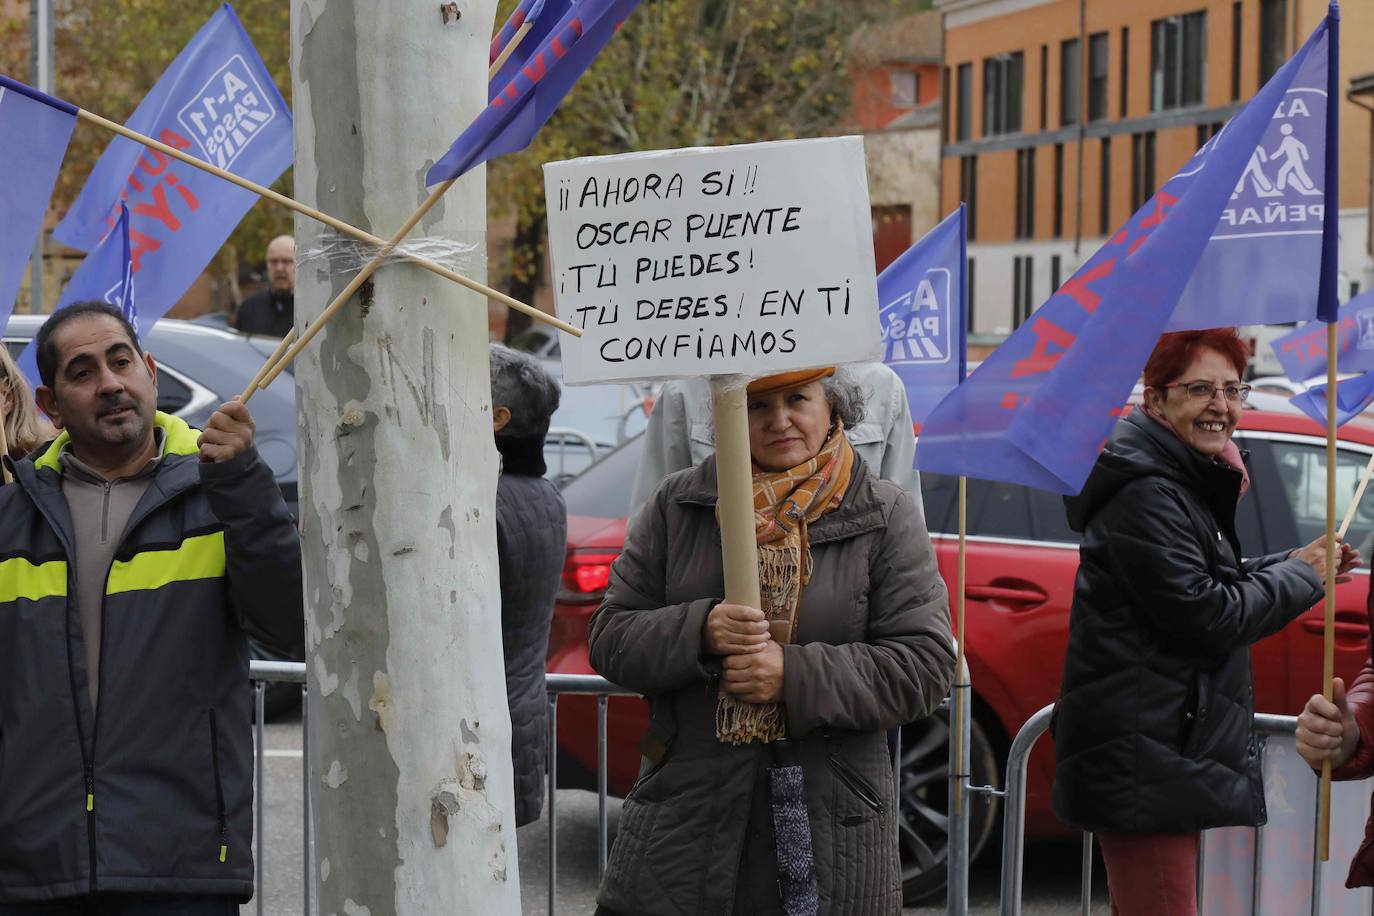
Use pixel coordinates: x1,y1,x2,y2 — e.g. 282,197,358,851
1271,288,1374,382
915,8,1339,494
490,0,574,101
428,0,639,185
0,75,77,329
52,3,290,321
879,206,966,427
16,204,138,388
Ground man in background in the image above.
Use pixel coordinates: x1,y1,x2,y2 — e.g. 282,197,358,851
234,234,295,337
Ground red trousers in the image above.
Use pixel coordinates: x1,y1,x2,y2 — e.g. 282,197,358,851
1097,831,1199,916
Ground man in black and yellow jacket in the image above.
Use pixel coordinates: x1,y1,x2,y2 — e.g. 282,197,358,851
0,302,302,914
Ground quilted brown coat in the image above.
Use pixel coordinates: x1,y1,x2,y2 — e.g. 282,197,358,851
589,456,955,915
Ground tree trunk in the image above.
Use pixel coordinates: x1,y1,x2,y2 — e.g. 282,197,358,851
291,2,520,913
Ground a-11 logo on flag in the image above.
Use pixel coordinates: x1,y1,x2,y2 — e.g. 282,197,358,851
175,54,278,170
880,267,953,365
1214,88,1325,238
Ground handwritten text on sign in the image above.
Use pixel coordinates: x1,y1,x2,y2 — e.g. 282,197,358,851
544,138,882,385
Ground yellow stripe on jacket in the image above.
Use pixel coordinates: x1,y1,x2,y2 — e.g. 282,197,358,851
0,556,68,603
106,532,226,595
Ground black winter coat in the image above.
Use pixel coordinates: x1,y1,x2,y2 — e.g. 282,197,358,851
0,414,302,902
1052,411,1323,833
495,438,567,827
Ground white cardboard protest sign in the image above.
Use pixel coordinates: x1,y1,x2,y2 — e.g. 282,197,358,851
543,137,882,385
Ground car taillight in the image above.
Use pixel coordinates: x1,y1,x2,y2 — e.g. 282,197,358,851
562,550,619,599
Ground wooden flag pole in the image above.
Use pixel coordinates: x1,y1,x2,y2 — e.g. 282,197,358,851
953,476,967,816
1320,320,1339,862
710,376,762,612
248,23,551,395
489,21,534,76
1338,451,1374,540
240,328,298,401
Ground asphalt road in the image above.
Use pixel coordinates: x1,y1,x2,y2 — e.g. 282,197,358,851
242,711,1105,915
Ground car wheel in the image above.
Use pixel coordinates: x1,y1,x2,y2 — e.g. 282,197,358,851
898,710,1001,905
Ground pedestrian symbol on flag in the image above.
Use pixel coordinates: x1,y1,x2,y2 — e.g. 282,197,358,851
174,54,279,170
880,268,952,366
1214,86,1326,241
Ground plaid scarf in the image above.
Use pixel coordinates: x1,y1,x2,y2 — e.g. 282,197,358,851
716,421,855,745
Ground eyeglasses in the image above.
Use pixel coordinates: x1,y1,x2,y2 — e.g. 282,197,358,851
1161,381,1252,402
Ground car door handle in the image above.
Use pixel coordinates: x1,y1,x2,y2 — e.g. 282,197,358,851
1301,618,1370,640
966,582,1048,609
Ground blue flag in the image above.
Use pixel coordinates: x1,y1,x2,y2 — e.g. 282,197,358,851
52,4,290,319
0,75,77,328
916,11,1338,494
1290,371,1374,428
880,206,966,427
1270,289,1374,382
427,0,639,185
490,0,574,101
16,204,138,389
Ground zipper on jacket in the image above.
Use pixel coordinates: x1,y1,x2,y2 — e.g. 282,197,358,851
209,710,228,863
826,751,884,814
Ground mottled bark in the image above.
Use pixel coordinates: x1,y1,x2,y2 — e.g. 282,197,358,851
292,1,519,913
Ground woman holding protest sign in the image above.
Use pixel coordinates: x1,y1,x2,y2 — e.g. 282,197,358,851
588,366,954,915
0,347,51,466
1052,329,1358,915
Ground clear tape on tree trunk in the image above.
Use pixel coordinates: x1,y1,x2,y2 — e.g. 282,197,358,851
296,230,485,276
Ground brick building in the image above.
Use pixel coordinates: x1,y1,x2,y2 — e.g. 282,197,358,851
936,0,1372,360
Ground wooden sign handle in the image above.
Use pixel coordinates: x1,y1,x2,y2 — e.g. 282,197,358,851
710,376,761,612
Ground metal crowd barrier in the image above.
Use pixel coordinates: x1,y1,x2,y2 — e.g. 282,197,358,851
248,660,309,916
249,660,976,916
997,705,1328,916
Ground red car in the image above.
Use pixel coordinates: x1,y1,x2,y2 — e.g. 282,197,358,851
546,392,1374,902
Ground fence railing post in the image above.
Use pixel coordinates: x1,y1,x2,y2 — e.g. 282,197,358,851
947,656,973,916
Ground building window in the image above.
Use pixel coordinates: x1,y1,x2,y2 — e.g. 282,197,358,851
1151,12,1207,111
1088,32,1109,122
1013,256,1035,328
1099,137,1112,235
1051,254,1062,294
1053,144,1064,238
943,66,952,142
1060,38,1080,127
1015,147,1036,239
1120,27,1130,118
983,52,1024,136
1131,131,1156,212
1039,45,1049,130
1259,0,1287,86
956,63,973,141
1231,2,1243,101
1196,121,1224,149
960,155,979,241
891,70,919,108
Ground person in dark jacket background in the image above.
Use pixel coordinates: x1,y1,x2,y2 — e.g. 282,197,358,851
233,235,295,338
1052,328,1356,916
0,302,302,913
589,367,954,915
490,344,567,827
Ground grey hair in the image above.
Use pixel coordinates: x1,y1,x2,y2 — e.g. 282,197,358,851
489,344,560,440
822,367,867,428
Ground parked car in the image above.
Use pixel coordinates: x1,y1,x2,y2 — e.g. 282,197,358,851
545,372,653,486
3,315,303,717
546,391,1374,903
1249,373,1358,398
